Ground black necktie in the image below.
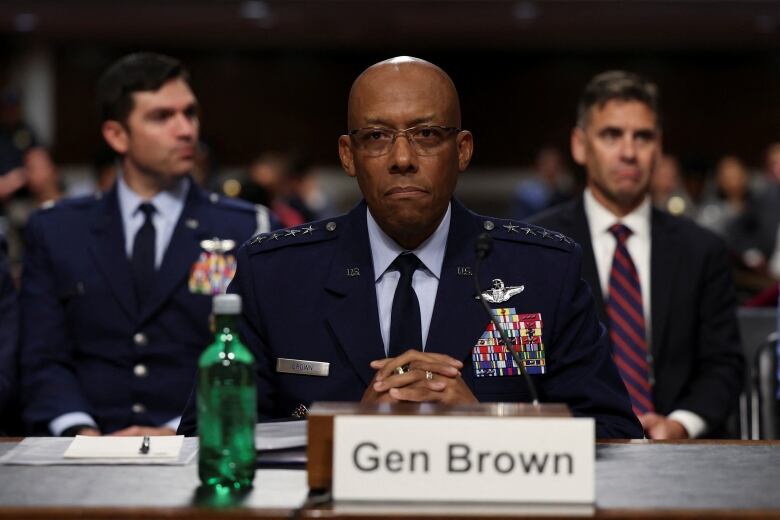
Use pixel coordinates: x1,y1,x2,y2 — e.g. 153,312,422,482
388,253,422,357
131,202,156,307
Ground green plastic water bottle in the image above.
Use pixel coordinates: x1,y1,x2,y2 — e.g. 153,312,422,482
198,294,257,490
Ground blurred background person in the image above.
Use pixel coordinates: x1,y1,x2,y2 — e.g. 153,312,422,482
237,151,305,228
650,154,696,218
510,146,574,220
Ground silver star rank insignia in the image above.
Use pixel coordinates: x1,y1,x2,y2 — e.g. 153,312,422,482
503,222,519,233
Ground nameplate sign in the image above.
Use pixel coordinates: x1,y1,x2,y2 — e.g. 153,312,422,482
332,416,594,503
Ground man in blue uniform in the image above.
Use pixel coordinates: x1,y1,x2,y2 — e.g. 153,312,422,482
20,53,273,436
179,57,642,438
0,235,19,435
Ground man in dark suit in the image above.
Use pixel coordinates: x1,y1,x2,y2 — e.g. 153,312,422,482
20,53,273,436
531,71,744,439
179,57,642,439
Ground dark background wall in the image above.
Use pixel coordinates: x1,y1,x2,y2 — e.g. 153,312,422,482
1,1,779,171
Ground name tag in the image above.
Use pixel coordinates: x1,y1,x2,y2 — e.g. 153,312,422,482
276,358,330,377
332,416,594,503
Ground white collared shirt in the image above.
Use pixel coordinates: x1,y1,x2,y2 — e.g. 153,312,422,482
117,173,190,269
367,204,450,355
583,187,706,438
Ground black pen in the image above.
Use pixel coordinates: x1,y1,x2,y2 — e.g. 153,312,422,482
139,435,150,454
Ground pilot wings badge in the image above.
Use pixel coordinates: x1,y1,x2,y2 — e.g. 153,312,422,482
476,278,525,303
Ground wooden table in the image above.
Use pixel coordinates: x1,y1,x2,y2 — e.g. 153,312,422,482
0,439,779,519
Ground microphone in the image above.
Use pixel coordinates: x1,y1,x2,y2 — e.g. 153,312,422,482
473,233,540,405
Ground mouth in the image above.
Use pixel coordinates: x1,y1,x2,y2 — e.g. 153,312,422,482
385,186,428,199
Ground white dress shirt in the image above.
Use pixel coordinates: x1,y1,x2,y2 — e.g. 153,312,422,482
583,188,706,438
367,204,450,355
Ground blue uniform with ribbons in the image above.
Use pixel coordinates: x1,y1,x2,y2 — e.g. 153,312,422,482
179,198,642,439
20,182,269,434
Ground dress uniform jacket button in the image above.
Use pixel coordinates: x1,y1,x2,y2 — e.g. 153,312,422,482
133,332,148,346
483,220,495,231
134,364,148,378
326,221,337,232
132,403,146,414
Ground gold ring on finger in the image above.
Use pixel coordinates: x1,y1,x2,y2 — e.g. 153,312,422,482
425,370,433,381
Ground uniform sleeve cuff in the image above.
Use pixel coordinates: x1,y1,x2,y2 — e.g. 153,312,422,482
50,412,98,436
668,410,707,438
163,416,182,432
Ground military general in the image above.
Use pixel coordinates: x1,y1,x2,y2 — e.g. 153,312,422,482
179,57,643,439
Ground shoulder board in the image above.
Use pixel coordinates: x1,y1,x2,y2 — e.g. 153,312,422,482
244,218,342,255
481,218,575,251
41,192,102,212
206,192,256,214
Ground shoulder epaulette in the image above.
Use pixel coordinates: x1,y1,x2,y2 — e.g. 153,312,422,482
206,192,256,214
40,192,102,212
245,218,342,254
481,217,575,251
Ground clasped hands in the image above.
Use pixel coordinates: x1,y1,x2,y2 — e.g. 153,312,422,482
361,349,478,405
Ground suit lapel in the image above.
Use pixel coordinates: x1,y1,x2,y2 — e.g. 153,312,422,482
139,186,207,323
561,197,606,323
426,201,492,363
649,209,679,360
88,189,138,319
324,203,385,387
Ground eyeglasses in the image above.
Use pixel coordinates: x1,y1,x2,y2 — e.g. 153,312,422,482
348,125,461,157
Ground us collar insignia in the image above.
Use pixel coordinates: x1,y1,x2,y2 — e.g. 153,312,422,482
475,278,525,303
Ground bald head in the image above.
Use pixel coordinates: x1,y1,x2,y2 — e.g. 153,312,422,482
347,56,461,130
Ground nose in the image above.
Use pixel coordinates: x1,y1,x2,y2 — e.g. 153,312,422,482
619,135,637,162
388,132,418,174
174,112,197,140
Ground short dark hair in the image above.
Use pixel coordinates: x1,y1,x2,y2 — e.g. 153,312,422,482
576,70,660,129
97,52,190,125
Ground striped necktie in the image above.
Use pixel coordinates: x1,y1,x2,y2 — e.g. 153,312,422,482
607,223,654,416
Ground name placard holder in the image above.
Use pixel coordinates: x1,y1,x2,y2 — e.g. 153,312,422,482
307,402,594,504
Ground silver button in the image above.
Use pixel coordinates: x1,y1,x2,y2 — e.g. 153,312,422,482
132,403,146,414
134,364,148,378
209,193,219,203
326,221,337,232
483,220,495,231
133,333,148,346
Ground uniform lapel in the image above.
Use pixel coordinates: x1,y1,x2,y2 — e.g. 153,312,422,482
323,202,385,387
425,200,492,363
88,189,138,319
139,185,207,323
649,209,679,360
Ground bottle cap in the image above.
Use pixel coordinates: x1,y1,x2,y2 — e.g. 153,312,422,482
213,293,242,315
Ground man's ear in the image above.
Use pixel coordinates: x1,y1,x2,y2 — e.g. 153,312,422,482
571,127,587,166
101,120,129,155
456,130,474,172
338,135,357,178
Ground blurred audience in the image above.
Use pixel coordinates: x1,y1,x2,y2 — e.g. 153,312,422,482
511,146,574,220
697,155,753,240
650,154,696,218
238,151,305,228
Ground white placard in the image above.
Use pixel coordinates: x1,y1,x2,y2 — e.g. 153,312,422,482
333,416,594,504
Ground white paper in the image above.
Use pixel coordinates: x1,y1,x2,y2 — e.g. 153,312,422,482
0,437,196,465
255,420,307,450
64,435,184,459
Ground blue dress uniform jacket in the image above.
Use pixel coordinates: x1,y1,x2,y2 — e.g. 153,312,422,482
20,182,266,434
0,238,19,433
180,199,642,438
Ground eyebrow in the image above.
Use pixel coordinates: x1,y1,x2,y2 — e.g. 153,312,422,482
361,114,438,128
